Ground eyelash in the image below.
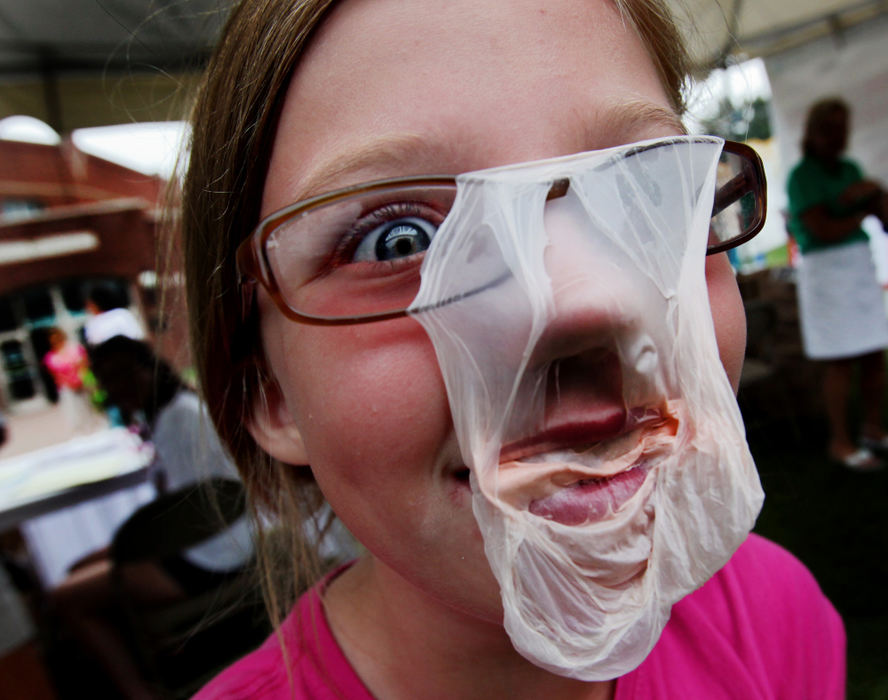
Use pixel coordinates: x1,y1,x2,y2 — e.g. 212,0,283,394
329,201,445,268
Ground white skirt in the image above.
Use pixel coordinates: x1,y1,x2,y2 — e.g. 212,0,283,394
797,241,888,360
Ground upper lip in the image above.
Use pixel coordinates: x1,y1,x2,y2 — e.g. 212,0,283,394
497,403,669,465
499,404,628,463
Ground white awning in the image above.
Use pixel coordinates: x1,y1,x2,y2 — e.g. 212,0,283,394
0,0,885,131
0,231,99,265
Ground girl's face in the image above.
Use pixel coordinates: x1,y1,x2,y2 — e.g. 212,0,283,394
250,0,746,621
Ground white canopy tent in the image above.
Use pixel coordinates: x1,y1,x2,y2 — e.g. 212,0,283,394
677,0,887,70
764,12,888,185
0,0,228,131
0,0,885,132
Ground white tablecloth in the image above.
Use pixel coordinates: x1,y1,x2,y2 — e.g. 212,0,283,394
21,482,156,587
0,428,156,588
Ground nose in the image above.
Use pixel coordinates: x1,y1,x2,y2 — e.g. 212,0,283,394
520,182,676,427
529,185,646,366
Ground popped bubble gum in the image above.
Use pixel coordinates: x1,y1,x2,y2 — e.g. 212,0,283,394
408,136,764,680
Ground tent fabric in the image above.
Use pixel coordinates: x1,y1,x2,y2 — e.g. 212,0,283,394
0,0,228,130
0,0,885,130
675,0,888,70
765,12,888,186
0,0,227,75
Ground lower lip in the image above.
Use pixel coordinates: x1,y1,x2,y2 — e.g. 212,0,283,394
528,464,649,526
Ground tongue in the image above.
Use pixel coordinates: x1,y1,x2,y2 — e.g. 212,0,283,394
528,465,649,525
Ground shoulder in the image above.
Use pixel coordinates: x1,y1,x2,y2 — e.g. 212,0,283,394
840,157,864,180
712,531,817,586
787,157,825,189
194,568,372,700
787,158,806,177
153,391,203,437
193,593,314,700
691,535,844,694
690,534,839,628
192,632,288,700
153,391,239,481
788,157,815,181
160,389,201,416
786,158,822,205
625,535,845,699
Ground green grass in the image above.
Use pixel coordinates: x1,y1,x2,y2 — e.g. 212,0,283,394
746,415,888,700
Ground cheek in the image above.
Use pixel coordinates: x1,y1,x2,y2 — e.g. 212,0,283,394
262,310,453,478
704,253,746,393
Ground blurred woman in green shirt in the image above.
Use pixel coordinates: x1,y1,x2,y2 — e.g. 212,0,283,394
787,97,888,469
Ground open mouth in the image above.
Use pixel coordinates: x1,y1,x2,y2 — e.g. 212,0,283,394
499,406,628,463
487,405,678,526
499,404,665,465
453,467,471,483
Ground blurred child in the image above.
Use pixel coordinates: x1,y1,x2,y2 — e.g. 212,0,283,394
42,328,91,432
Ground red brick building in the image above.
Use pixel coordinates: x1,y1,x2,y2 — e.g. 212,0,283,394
0,138,176,411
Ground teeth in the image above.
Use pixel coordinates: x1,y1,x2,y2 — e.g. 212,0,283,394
574,463,641,488
522,446,594,463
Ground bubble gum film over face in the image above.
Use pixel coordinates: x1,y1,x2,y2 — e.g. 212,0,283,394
407,136,764,680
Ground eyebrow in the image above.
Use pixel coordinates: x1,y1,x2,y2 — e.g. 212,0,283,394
290,101,687,202
589,100,688,143
290,132,444,201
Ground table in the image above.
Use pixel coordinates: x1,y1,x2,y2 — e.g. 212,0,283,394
0,428,156,587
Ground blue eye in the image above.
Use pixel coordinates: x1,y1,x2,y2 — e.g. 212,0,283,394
353,216,438,262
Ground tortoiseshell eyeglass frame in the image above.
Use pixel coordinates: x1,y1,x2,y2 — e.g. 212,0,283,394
237,139,766,326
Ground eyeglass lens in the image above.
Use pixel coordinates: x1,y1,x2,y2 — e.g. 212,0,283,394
260,143,763,320
266,184,457,319
709,149,763,250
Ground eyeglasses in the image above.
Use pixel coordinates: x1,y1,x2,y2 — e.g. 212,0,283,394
237,139,766,326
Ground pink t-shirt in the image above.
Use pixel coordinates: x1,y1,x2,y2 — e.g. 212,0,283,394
194,534,845,699
44,342,87,390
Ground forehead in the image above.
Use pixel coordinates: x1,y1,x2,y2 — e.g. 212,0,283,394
262,0,679,216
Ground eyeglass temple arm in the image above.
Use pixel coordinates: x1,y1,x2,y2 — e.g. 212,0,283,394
551,172,754,218
712,170,753,218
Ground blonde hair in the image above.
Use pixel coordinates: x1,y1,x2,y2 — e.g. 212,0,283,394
181,0,691,623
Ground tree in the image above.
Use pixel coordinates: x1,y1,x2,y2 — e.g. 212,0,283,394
699,95,773,142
